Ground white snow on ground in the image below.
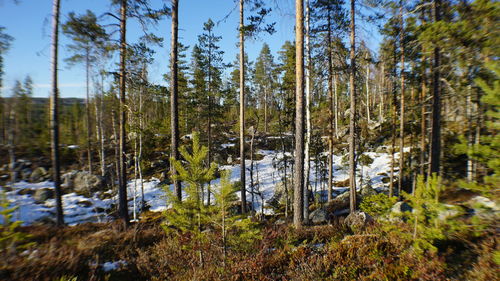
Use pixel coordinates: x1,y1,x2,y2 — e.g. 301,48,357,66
1,149,402,225
102,260,127,272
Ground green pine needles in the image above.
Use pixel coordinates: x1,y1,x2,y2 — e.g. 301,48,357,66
163,132,260,266
0,189,33,256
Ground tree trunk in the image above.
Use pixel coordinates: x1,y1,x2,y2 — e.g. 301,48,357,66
327,11,334,203
239,0,247,213
170,0,181,201
429,0,441,175
420,53,427,177
293,0,305,227
85,50,93,174
50,0,64,226
398,2,405,195
303,0,311,223
389,54,397,198
348,0,357,213
118,0,130,226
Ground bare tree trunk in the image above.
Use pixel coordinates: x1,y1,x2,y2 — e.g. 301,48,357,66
429,0,441,175
348,0,357,213
303,0,311,223
466,84,473,182
293,0,305,227
420,54,427,177
398,2,405,195
7,103,16,184
99,74,106,177
327,11,334,203
85,50,93,174
118,0,130,226
264,88,268,134
334,74,339,138
170,0,181,202
389,55,397,198
239,0,247,213
50,0,64,226
365,53,371,123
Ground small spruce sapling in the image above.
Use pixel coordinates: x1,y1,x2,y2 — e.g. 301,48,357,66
0,190,33,256
162,132,216,265
212,170,261,265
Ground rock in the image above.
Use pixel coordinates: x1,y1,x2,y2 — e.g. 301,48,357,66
17,188,35,195
345,211,373,230
438,204,463,221
360,186,377,198
391,201,412,215
34,188,54,203
73,171,105,196
30,167,49,182
468,196,499,219
227,155,233,164
468,196,499,211
20,168,33,180
77,200,93,208
309,207,330,224
61,170,78,191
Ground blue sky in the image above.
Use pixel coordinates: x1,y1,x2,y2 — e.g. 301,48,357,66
0,0,380,99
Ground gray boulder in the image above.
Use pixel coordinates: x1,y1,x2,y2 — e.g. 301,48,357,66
73,171,105,196
391,201,412,215
62,170,105,196
309,207,330,224
345,211,373,230
34,188,54,203
20,168,33,181
30,167,49,182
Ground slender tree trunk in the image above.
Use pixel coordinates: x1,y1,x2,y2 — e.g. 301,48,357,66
398,2,405,195
7,103,16,184
466,83,474,182
99,74,106,177
239,0,247,213
264,88,268,134
303,0,311,223
170,0,181,201
348,0,357,213
327,11,334,203
429,0,441,175
293,0,305,227
118,0,130,226
420,53,427,177
365,54,371,123
334,73,339,138
50,0,64,226
85,50,93,174
389,54,397,197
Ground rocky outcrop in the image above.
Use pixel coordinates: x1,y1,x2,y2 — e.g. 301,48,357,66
345,211,373,230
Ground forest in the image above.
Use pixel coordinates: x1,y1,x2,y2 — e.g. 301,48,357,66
0,0,498,280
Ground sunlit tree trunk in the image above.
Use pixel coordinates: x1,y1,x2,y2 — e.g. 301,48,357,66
348,0,357,213
50,0,64,226
118,0,130,226
327,11,334,203
303,0,311,223
429,0,441,175
170,0,181,201
293,0,305,227
239,0,247,213
398,2,405,195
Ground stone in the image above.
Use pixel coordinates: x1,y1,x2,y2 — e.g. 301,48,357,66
227,155,233,164
345,211,373,230
391,201,413,215
33,188,54,203
17,188,35,195
77,200,93,208
20,168,33,180
309,207,330,224
30,167,49,182
73,171,105,196
438,204,463,221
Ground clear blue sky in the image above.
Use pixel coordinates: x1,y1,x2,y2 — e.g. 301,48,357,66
0,0,380,99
